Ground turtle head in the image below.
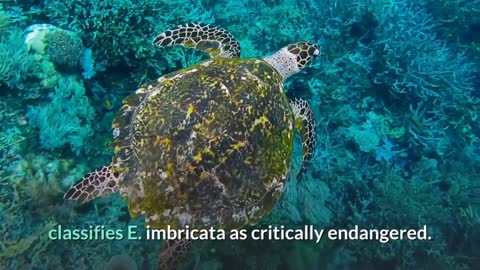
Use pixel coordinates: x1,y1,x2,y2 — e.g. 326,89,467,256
264,42,320,80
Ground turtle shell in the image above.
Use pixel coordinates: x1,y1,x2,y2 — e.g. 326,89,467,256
111,57,295,230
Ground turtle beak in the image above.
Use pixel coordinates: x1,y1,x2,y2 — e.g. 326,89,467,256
313,44,320,56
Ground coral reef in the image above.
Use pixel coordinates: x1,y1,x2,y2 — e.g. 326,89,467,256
0,26,34,91
0,0,478,269
26,76,95,155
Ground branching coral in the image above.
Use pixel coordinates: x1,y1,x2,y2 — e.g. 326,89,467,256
26,76,95,155
422,0,480,43
370,0,476,102
0,27,33,90
0,150,158,270
335,0,480,158
0,9,11,32
43,0,214,82
0,0,478,269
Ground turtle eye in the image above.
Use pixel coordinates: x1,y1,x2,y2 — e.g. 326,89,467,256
309,44,320,56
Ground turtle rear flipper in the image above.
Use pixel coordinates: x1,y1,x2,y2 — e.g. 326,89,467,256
153,23,240,58
157,239,192,270
64,165,120,203
290,99,316,178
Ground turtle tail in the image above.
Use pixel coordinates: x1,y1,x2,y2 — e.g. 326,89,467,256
64,164,120,203
152,23,240,58
157,239,192,270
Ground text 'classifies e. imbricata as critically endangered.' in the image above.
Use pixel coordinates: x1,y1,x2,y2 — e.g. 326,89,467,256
48,224,432,244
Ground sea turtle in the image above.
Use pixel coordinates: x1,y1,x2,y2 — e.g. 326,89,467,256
64,23,319,269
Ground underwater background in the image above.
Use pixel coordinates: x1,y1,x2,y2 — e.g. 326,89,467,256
0,0,479,269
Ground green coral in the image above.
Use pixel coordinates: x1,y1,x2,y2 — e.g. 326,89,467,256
43,0,214,78
26,76,95,155
0,8,11,32
43,27,84,68
0,0,477,269
0,27,33,90
25,24,85,73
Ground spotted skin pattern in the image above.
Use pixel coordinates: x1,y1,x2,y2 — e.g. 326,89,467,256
157,239,192,270
290,99,316,176
287,42,320,69
63,165,120,203
153,23,241,58
113,57,294,230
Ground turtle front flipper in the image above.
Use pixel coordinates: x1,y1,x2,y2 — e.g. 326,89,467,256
157,239,192,270
64,165,120,203
290,99,316,178
153,23,240,58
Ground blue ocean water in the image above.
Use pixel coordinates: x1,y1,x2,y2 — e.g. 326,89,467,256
0,0,479,269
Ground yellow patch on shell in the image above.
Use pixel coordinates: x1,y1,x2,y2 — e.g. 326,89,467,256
193,152,202,162
153,135,162,147
203,147,215,156
246,105,253,115
250,115,271,132
219,156,228,164
187,103,195,118
231,141,245,150
205,112,216,125
199,171,208,180
153,136,172,151
244,156,253,164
